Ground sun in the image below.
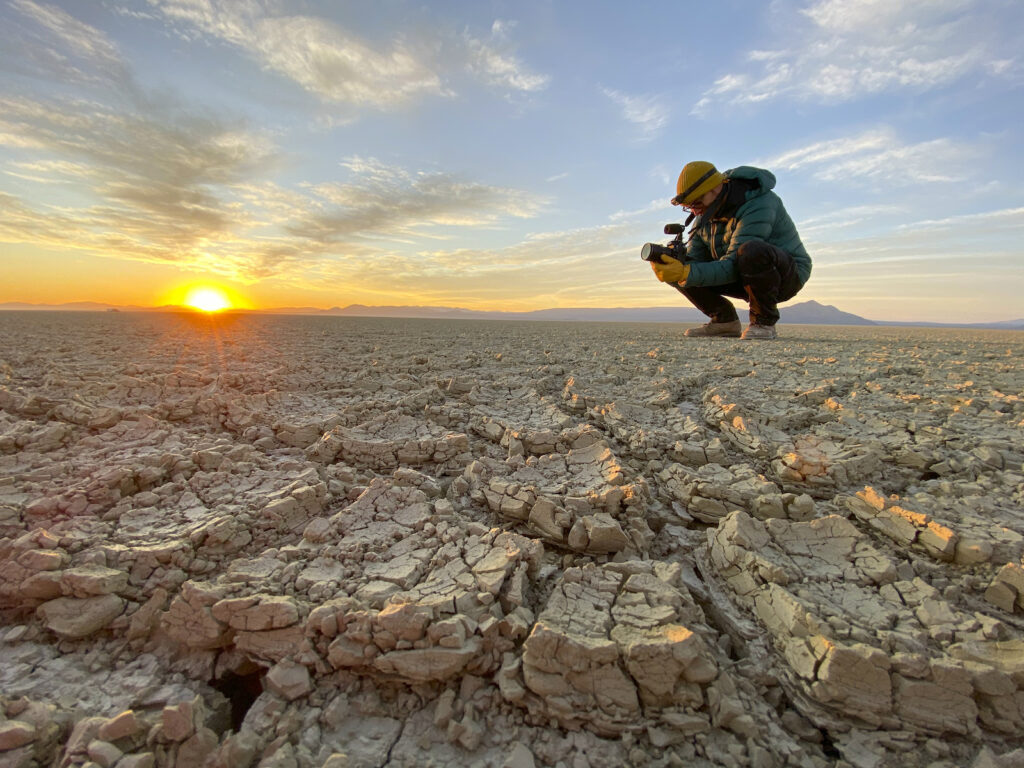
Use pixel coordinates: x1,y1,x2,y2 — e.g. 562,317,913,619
183,286,232,313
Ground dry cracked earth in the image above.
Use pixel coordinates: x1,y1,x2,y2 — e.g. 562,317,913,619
1,312,1023,768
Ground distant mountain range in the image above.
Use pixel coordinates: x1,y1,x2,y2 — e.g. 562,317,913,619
1,299,1021,330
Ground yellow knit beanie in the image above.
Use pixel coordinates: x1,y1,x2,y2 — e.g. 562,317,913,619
674,161,724,205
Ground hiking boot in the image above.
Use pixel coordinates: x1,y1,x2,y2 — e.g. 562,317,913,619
741,323,778,340
684,320,742,338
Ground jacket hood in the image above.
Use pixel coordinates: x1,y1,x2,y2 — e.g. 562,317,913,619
724,166,776,192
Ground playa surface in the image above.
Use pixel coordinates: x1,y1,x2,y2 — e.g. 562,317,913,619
1,311,1023,768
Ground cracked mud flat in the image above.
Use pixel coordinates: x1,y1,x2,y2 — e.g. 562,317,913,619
1,312,1023,768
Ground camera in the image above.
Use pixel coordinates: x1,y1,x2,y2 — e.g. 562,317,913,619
640,223,685,264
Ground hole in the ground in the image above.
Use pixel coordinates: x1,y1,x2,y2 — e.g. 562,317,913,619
212,670,264,731
919,471,940,481
819,729,841,759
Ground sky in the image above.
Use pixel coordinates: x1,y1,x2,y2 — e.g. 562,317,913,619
1,0,1022,323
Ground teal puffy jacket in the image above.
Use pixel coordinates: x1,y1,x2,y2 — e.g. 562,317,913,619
684,166,811,288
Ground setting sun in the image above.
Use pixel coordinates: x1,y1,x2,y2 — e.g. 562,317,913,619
183,286,232,313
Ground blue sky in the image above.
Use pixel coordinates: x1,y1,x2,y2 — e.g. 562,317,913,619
1,0,1022,322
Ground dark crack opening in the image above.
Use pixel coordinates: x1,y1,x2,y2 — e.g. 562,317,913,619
212,670,265,731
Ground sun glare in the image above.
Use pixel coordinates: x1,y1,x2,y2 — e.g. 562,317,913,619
183,286,232,313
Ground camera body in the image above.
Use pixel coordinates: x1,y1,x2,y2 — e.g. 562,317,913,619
641,223,685,264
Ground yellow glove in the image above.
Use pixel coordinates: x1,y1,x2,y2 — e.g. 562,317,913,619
650,256,690,285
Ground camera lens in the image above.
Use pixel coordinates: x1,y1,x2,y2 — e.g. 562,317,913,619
640,243,675,262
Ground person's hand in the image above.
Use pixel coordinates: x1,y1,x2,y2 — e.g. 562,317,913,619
650,255,690,285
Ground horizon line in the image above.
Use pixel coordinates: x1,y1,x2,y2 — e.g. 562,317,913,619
1,300,1021,330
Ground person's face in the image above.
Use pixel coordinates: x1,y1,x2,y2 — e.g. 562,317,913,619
685,186,721,215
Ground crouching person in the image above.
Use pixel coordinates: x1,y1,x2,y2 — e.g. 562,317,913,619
651,161,812,340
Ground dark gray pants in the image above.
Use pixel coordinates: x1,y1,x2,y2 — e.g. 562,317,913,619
674,240,804,326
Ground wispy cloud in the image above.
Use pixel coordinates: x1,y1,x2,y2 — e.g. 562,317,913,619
759,127,983,186
604,89,670,142
150,0,444,107
148,1,548,109
797,204,908,235
464,19,550,93
894,205,1024,233
1,0,130,89
0,89,278,275
693,0,1019,112
286,156,545,246
803,206,1024,267
608,199,669,222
